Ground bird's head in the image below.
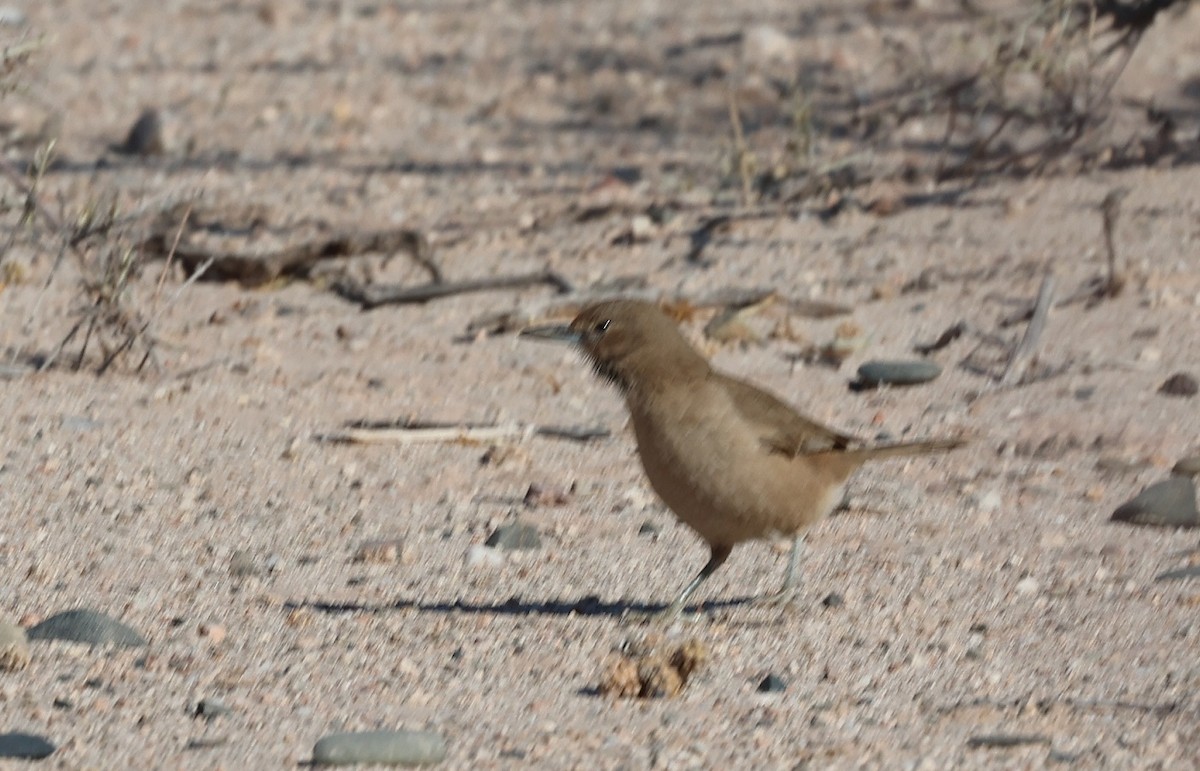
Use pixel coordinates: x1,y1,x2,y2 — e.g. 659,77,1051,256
521,299,707,392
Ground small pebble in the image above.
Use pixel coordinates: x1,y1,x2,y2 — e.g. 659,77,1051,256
522,483,573,508
353,538,408,564
1111,477,1199,528
120,108,172,155
1159,372,1198,397
61,415,101,432
311,729,447,766
757,674,787,693
485,520,542,551
970,489,1003,513
855,359,942,387
1155,565,1200,582
26,609,147,647
966,734,1051,749
198,623,227,644
629,214,655,242
194,698,233,720
0,733,56,760
464,544,504,569
0,362,31,380
229,551,262,577
1172,455,1200,477
0,6,26,25
741,24,796,66
0,619,30,671
1014,576,1040,595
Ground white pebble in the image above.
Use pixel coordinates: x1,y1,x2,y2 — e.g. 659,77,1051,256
1015,576,1040,595
464,544,504,569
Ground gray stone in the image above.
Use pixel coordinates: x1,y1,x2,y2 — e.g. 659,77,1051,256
1111,477,1199,528
464,544,504,569
312,730,447,766
27,609,147,647
757,674,787,693
0,363,30,380
485,520,542,551
229,550,262,577
195,698,233,720
120,108,170,155
0,6,26,26
966,733,1050,749
61,415,101,432
1158,372,1198,397
855,359,942,387
1172,455,1200,478
0,732,56,759
1155,565,1200,582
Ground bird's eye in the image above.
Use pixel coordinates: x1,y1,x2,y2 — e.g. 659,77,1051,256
593,319,611,334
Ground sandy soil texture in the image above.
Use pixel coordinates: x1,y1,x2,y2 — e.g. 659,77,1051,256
2,1,1199,767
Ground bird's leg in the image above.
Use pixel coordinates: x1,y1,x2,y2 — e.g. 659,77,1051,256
655,544,732,623
755,535,804,606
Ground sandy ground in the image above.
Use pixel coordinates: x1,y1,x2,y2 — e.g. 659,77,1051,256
2,1,1199,767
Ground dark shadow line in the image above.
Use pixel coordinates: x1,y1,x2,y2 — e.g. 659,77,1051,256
285,593,756,619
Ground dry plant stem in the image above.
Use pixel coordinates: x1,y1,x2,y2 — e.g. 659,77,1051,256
1100,187,1128,296
120,256,215,375
335,269,575,310
0,154,66,235
149,204,193,310
1001,272,1055,386
727,95,755,206
1,36,47,67
320,422,608,445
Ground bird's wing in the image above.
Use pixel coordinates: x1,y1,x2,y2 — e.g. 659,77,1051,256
714,373,856,456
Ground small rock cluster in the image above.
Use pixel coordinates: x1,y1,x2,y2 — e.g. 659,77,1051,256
598,637,707,699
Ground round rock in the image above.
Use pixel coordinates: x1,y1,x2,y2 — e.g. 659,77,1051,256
312,730,447,766
757,674,787,693
855,359,942,387
120,108,172,155
1171,455,1200,478
1111,477,1199,528
195,698,233,720
26,609,147,647
1158,372,1198,397
0,732,56,760
485,520,542,551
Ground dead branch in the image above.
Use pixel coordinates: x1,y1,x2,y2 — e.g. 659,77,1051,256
318,420,609,445
1100,186,1129,298
334,269,575,310
138,219,436,287
914,321,970,355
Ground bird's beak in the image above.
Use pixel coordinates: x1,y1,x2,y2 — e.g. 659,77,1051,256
519,324,582,345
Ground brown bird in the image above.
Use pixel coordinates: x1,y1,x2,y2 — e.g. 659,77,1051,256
522,299,963,621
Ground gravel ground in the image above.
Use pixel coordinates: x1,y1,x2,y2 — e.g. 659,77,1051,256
2,1,1199,767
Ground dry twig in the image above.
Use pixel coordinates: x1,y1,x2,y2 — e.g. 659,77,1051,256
334,269,575,310
1001,272,1056,386
318,420,609,445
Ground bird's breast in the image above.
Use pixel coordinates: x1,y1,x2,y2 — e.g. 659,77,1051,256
626,384,837,543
